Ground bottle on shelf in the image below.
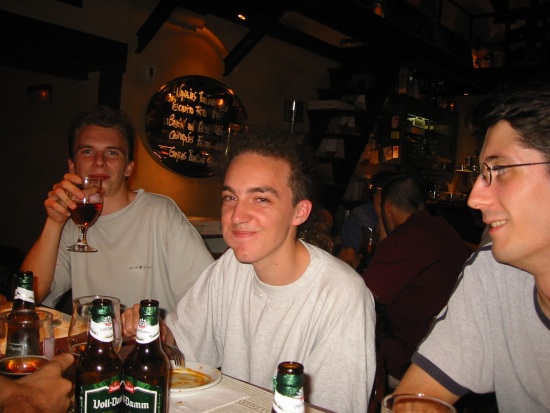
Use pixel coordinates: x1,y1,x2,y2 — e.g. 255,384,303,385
124,299,170,413
6,271,40,356
272,361,305,413
75,298,123,413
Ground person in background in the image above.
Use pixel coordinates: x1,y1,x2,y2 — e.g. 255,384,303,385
395,85,550,412
0,352,74,413
338,170,394,269
122,127,377,413
21,106,214,313
363,172,470,388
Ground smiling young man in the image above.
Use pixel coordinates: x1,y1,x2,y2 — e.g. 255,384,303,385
394,86,550,412
21,106,213,313
122,128,377,412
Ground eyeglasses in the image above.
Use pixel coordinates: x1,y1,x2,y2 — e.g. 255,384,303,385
479,161,550,187
367,183,381,191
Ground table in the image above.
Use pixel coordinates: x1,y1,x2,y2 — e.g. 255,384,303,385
44,308,330,413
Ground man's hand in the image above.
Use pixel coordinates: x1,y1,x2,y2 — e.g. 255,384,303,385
44,173,84,224
122,304,174,344
0,352,74,413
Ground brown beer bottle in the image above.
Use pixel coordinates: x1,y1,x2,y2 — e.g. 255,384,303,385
75,298,123,413
272,361,305,413
123,299,170,413
6,271,40,356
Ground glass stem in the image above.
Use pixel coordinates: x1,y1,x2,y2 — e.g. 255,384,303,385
78,226,88,245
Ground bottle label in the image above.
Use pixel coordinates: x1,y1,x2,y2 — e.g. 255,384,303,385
135,322,160,344
90,318,114,343
14,287,35,304
123,376,166,412
78,376,123,413
272,389,304,413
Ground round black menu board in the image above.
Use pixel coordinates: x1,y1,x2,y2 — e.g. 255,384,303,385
145,75,248,178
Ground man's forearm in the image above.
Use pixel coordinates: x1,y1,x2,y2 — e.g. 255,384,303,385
21,218,65,303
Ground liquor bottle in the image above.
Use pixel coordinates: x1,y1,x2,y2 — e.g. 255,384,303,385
6,271,40,356
75,298,123,413
272,361,305,413
124,299,170,413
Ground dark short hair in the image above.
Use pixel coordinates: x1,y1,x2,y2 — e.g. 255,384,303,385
226,126,318,206
470,84,550,160
68,106,135,162
381,172,427,213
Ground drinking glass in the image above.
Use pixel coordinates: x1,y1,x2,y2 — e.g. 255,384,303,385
0,310,55,379
66,177,103,253
382,394,456,413
67,295,121,357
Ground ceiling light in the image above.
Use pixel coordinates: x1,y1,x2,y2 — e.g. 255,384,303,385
237,14,246,21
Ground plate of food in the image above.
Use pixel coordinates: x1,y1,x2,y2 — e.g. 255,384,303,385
170,360,222,394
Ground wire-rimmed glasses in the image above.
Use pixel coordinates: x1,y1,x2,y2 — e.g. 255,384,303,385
478,161,550,187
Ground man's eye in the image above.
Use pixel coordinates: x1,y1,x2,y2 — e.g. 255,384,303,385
494,167,509,176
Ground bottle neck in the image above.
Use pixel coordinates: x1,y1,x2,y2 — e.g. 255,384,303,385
12,287,35,310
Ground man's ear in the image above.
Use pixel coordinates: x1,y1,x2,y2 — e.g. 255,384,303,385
124,160,134,178
293,200,312,226
68,159,75,173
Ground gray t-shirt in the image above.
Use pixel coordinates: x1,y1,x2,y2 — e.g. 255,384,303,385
165,241,377,413
413,245,550,413
44,189,214,313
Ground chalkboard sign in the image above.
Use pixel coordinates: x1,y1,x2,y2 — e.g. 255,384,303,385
144,75,248,178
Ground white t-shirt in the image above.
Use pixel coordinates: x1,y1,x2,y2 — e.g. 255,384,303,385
43,189,214,313
165,241,376,413
413,245,550,413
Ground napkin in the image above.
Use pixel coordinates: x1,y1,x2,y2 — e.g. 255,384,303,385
169,379,249,412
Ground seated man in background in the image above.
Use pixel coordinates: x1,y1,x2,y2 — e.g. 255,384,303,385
395,85,550,412
363,172,470,387
123,127,377,413
21,106,213,313
338,169,394,270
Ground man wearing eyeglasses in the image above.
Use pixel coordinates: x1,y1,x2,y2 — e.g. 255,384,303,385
394,86,550,412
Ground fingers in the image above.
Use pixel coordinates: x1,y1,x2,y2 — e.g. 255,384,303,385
44,175,85,221
121,304,141,337
48,352,75,373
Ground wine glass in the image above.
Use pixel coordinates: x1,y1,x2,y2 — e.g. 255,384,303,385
67,295,122,358
66,177,103,253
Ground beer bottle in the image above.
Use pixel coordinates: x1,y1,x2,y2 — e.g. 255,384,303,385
124,299,170,413
75,298,123,413
6,271,40,356
272,361,305,413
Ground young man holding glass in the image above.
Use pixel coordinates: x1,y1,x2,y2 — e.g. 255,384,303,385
21,106,213,313
395,85,550,412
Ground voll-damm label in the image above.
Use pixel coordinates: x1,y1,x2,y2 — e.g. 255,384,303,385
124,376,166,412
78,376,123,412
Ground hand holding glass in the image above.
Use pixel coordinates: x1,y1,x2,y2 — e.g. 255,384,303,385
66,177,103,253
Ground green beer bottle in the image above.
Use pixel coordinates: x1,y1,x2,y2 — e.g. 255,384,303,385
272,361,305,413
6,271,40,356
124,299,170,413
75,298,123,413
